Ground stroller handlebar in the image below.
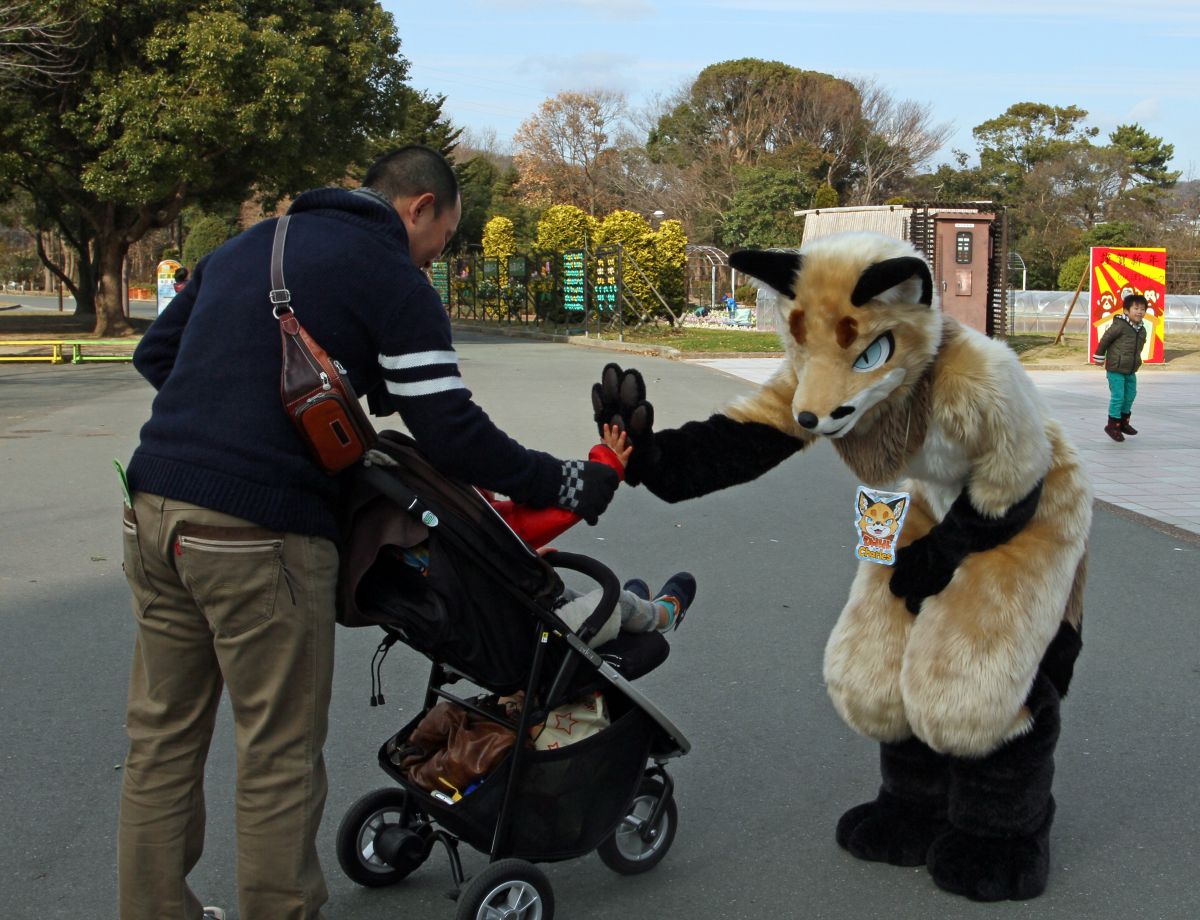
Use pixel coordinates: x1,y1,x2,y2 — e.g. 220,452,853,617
539,550,621,644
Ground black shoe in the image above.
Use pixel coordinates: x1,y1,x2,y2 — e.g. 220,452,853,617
623,578,650,600
655,572,697,630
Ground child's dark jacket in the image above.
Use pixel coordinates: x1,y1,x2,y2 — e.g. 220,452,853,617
1093,312,1147,374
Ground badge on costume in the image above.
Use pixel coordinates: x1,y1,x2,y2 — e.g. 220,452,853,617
853,487,910,566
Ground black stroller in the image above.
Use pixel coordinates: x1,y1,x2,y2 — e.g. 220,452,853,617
335,431,690,920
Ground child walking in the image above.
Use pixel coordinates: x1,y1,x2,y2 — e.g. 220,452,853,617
1093,293,1148,442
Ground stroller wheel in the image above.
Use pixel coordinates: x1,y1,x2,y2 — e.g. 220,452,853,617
455,858,554,920
336,787,432,887
597,776,678,875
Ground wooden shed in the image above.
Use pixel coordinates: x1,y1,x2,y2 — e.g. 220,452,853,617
796,204,1010,337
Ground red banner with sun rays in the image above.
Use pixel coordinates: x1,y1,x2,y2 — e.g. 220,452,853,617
1088,247,1167,364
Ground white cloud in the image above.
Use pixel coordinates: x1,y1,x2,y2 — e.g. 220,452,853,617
516,51,642,96
701,0,1200,20
1127,98,1163,122
484,0,654,17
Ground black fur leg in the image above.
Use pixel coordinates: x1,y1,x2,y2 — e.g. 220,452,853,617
837,737,949,867
927,800,1054,902
928,675,1061,901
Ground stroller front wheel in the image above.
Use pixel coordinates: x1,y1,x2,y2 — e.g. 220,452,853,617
597,776,678,875
336,787,432,887
455,858,554,920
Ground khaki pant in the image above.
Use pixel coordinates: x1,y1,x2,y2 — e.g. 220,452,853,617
118,492,337,920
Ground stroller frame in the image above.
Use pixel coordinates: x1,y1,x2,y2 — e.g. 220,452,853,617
336,449,690,920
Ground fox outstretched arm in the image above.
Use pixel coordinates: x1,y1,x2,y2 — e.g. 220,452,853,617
640,414,805,502
592,363,807,503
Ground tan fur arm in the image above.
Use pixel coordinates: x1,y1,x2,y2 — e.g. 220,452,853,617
934,334,1052,516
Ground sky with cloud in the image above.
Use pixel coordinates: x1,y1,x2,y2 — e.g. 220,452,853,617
386,0,1199,178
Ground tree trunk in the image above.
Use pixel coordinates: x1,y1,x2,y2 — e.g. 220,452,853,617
92,234,134,337
71,265,96,318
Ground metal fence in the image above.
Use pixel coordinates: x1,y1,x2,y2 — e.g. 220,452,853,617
432,246,682,336
1009,291,1200,335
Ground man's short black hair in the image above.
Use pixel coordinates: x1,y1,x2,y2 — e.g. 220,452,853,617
363,145,458,216
1123,293,1148,310
174,266,189,283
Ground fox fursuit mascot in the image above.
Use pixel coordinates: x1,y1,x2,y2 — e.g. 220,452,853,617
592,232,1091,901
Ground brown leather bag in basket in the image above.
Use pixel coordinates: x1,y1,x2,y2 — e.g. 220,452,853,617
271,215,375,474
393,701,518,795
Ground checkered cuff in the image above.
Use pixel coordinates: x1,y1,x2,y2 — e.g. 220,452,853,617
557,460,586,512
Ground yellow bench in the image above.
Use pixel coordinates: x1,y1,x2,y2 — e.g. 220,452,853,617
0,339,137,364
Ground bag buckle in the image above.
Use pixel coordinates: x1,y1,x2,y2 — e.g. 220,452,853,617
269,288,292,304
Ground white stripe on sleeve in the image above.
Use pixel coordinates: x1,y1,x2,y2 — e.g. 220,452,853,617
385,377,467,398
378,350,458,371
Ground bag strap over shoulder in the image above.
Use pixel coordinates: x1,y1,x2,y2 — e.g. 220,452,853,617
270,215,293,315
271,211,377,474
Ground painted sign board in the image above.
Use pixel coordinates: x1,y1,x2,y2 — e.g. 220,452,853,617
1087,247,1166,364
156,259,182,315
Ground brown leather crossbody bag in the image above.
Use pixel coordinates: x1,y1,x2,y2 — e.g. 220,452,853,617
271,215,376,474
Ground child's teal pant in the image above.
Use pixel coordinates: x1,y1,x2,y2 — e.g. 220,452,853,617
1106,370,1137,417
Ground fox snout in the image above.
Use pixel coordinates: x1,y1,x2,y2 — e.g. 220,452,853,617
793,366,907,439
797,406,855,435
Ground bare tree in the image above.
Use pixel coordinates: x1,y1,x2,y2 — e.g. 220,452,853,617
513,89,629,216
848,78,954,204
456,126,508,161
0,2,78,85
784,72,865,188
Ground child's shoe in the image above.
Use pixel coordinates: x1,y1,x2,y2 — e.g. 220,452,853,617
1104,417,1124,442
1119,414,1138,435
654,572,697,631
623,578,650,600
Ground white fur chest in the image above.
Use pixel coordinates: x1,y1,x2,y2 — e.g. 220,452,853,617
903,421,969,516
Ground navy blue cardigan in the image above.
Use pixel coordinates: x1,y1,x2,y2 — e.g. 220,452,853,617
127,188,561,540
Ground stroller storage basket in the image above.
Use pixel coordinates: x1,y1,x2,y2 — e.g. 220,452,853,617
381,696,658,861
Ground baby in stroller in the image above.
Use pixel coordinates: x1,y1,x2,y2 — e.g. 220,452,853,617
444,424,698,644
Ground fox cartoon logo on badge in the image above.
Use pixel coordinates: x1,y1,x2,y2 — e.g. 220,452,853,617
854,487,909,565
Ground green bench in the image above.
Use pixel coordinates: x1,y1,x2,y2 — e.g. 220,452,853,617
0,339,137,364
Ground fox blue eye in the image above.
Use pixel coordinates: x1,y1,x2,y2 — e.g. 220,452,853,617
853,331,895,372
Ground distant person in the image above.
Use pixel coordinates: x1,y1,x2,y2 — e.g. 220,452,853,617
173,266,189,293
1093,292,1148,442
724,292,737,314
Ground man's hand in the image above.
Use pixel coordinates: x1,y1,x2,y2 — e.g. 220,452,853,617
555,459,619,525
591,363,660,485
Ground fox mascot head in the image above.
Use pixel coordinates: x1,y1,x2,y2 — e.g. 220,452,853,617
730,233,943,441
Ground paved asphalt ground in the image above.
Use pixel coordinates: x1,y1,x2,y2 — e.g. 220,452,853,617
2,332,1198,920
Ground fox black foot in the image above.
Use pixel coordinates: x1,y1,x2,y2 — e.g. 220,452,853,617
926,800,1054,902
837,738,950,867
836,789,949,867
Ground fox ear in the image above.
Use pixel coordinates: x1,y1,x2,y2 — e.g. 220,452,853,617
851,256,932,308
889,496,907,517
729,249,801,299
857,490,870,513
